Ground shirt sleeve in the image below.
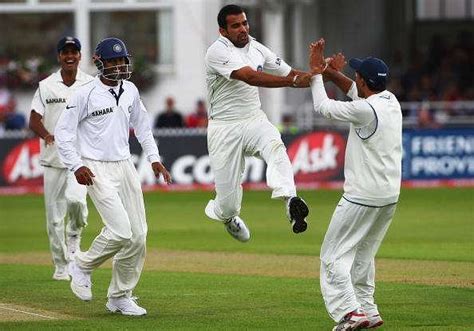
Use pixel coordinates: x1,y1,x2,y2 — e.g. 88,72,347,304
30,86,45,115
130,92,160,163
259,43,292,77
311,75,374,127
205,44,247,80
54,91,87,172
346,81,362,101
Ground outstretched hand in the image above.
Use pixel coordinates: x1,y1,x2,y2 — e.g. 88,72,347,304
152,161,172,185
309,38,327,75
328,52,347,72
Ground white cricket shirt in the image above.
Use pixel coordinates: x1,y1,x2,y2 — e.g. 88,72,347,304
31,69,93,168
55,77,160,172
205,35,291,121
311,75,402,206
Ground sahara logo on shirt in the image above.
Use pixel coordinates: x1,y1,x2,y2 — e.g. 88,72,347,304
46,98,66,104
91,107,114,117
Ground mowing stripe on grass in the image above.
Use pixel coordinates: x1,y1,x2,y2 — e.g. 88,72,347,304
0,303,57,321
1,250,472,288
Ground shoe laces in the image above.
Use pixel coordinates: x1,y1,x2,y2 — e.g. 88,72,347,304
73,265,91,287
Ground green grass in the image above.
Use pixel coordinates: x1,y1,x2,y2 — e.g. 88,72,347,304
0,188,473,329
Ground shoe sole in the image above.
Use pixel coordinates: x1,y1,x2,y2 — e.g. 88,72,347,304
367,320,384,329
106,302,147,316
289,198,309,234
53,275,70,281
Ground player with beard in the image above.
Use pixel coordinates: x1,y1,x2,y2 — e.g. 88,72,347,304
204,4,312,242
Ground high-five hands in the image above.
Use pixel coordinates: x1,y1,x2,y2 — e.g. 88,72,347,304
327,52,347,72
309,38,327,75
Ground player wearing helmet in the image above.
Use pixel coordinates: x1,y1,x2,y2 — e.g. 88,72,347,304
55,37,171,316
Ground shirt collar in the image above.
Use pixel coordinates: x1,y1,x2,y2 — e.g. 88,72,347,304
54,68,88,84
218,35,255,50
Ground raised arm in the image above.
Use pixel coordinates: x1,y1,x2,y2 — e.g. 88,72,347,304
230,66,311,88
323,53,354,94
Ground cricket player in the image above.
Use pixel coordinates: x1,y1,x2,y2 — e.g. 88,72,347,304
29,37,93,281
204,4,311,241
55,37,171,316
309,39,402,330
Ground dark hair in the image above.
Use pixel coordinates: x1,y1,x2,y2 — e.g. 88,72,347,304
218,4,244,29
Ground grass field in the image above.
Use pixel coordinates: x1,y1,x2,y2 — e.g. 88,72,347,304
0,188,473,330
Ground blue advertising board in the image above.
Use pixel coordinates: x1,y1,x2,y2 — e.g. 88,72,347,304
402,128,474,180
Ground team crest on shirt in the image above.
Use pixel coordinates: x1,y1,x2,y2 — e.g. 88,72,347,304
257,65,263,72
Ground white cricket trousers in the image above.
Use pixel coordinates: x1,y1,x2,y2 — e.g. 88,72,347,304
207,113,296,220
43,166,88,268
75,158,148,299
320,197,397,322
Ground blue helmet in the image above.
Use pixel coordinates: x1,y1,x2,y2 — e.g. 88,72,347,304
93,37,132,81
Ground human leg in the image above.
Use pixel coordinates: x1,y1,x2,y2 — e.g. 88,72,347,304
64,171,88,259
245,116,308,232
320,198,377,322
350,204,396,323
43,167,69,278
206,121,250,242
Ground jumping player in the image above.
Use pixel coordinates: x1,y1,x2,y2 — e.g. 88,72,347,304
204,4,311,242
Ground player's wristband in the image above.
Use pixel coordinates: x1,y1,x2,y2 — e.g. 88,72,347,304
292,75,299,87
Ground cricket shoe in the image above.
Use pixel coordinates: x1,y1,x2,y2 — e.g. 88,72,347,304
67,234,81,260
224,216,250,242
106,296,147,316
332,309,370,331
366,314,384,329
286,196,309,233
69,261,92,301
52,265,70,281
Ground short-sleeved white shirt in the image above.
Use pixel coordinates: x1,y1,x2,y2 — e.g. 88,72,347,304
55,77,160,172
30,69,93,168
205,36,291,121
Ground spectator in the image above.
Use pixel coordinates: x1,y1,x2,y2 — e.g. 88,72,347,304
186,99,208,128
0,86,25,130
154,96,184,128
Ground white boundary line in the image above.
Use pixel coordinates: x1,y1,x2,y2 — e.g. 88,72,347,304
0,304,56,320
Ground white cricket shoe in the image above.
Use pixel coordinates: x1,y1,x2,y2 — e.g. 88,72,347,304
106,297,147,316
67,234,81,260
68,261,92,301
52,265,70,281
367,314,384,329
224,216,250,242
332,308,370,331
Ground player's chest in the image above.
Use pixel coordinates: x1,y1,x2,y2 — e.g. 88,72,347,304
235,48,265,72
42,85,76,113
87,91,134,123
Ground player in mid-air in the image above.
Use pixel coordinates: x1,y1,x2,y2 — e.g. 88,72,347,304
204,4,312,242
309,39,402,330
29,37,93,281
55,37,171,316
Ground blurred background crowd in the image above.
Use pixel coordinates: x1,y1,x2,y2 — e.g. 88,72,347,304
0,0,473,134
